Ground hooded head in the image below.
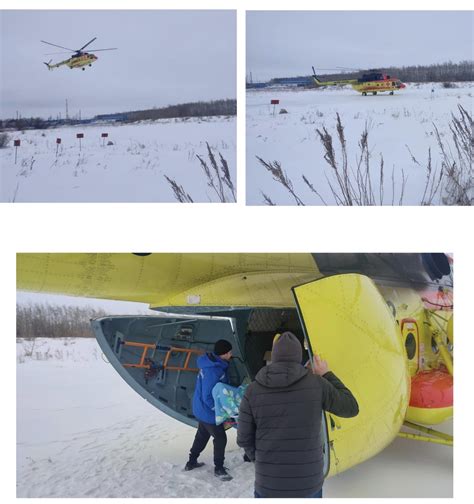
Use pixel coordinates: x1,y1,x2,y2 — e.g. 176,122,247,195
271,331,302,364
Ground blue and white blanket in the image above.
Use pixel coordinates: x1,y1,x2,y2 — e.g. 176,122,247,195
212,382,248,425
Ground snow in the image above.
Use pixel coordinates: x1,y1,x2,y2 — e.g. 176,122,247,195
1,116,235,202
17,337,452,498
246,82,473,205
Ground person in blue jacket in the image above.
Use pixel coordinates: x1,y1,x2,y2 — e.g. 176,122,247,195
185,339,233,480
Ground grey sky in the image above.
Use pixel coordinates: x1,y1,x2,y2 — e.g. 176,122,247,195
1,10,236,119
247,11,473,81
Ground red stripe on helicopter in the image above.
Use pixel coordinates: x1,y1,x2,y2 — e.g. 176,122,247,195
409,369,453,409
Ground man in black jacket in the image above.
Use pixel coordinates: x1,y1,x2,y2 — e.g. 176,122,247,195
237,331,359,498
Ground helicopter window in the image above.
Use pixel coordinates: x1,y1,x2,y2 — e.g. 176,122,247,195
405,332,417,360
431,337,439,354
392,81,396,86
447,338,453,352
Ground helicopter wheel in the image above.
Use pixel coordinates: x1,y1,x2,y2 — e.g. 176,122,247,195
89,64,92,67
390,91,394,95
372,92,377,95
82,68,85,71
362,92,367,96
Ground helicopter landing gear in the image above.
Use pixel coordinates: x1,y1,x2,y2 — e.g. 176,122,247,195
89,64,92,67
390,91,394,95
372,91,377,95
362,92,367,96
82,68,85,71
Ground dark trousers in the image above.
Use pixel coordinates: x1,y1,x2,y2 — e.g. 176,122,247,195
254,488,323,498
189,421,227,469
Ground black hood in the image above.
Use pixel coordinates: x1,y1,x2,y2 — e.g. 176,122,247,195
255,361,308,388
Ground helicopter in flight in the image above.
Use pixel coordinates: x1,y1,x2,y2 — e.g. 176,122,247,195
17,253,453,479
41,37,117,71
312,66,406,95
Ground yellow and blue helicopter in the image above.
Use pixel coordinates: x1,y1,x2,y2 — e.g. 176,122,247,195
312,66,406,96
41,37,117,71
16,253,453,478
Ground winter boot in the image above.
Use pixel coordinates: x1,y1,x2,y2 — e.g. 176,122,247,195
214,466,233,481
184,460,205,471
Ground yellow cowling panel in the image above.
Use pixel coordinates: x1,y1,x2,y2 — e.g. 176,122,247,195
17,253,320,308
447,314,454,344
405,406,453,425
293,274,410,476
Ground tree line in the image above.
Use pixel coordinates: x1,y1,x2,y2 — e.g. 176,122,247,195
124,99,237,122
16,304,106,339
272,60,473,84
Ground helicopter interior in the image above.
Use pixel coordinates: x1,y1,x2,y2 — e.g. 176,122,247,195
92,308,309,422
91,307,328,473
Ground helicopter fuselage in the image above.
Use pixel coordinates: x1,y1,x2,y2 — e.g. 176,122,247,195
312,69,406,95
46,53,98,71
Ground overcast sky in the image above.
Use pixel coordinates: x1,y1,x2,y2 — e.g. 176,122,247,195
1,10,236,119
247,11,473,81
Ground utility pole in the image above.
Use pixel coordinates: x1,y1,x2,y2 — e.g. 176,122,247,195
65,99,69,121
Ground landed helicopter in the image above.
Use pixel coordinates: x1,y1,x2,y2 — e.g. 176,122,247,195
312,66,406,95
41,37,117,71
16,253,453,479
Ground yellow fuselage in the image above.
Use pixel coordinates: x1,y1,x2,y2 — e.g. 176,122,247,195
49,53,98,70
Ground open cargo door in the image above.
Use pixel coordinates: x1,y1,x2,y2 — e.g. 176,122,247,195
91,314,246,427
292,273,410,476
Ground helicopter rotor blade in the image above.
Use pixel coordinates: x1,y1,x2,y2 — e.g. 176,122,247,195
44,51,75,55
336,66,363,71
86,48,118,52
40,40,75,52
77,37,97,52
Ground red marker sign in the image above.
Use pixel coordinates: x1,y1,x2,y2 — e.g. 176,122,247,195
56,138,62,144
271,99,280,105
76,133,84,151
101,133,108,138
14,139,20,164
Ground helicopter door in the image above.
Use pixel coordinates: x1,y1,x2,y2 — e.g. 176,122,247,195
91,314,245,427
400,318,420,375
292,273,410,476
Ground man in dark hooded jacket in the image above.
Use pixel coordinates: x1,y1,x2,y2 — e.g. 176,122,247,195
237,331,359,498
185,339,233,480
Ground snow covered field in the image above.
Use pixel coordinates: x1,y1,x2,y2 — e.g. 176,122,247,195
17,337,453,498
1,116,235,202
246,82,472,205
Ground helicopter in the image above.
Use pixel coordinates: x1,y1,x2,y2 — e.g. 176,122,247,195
16,253,453,479
312,66,406,95
41,37,117,71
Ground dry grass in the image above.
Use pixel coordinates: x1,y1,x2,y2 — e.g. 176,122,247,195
0,132,9,148
436,105,473,205
258,107,472,206
165,142,235,203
